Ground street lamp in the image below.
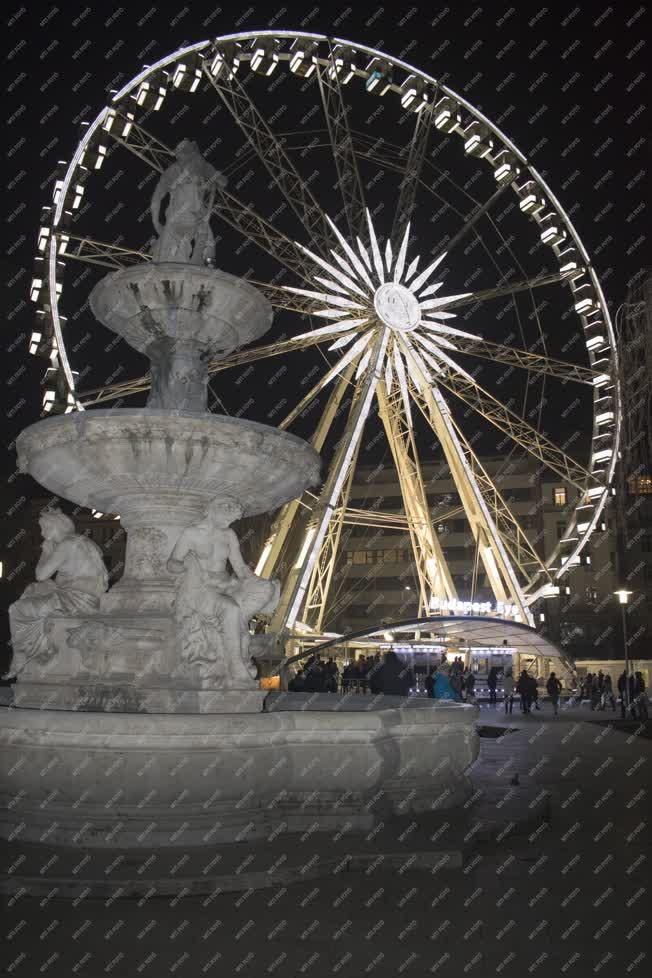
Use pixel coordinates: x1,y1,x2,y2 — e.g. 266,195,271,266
614,589,633,714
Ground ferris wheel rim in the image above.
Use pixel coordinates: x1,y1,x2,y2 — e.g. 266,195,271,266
38,29,620,597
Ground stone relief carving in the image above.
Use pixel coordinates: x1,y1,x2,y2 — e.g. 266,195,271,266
167,497,280,687
124,527,170,578
150,139,227,266
8,509,108,677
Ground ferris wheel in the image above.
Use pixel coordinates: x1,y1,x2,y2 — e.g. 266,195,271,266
30,31,620,635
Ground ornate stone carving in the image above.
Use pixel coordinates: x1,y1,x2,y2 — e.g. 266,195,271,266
167,497,280,688
8,509,108,677
124,527,170,578
150,139,226,266
66,620,165,676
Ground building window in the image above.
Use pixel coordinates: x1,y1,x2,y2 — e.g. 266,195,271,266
642,535,651,554
553,487,567,506
628,475,652,495
556,522,566,540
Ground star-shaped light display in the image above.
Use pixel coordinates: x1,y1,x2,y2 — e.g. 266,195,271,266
283,209,475,422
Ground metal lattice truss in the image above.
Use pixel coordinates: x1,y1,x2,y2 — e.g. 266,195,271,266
35,32,620,635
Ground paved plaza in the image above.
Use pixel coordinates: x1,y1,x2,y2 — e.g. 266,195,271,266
3,702,649,978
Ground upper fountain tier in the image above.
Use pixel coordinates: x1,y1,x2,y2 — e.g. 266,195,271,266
89,263,272,411
89,140,273,412
90,263,272,358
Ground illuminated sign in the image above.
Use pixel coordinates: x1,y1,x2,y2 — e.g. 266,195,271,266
429,596,521,618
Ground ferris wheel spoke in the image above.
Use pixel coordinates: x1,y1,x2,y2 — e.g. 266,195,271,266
435,182,512,262
270,329,390,631
451,337,600,385
316,43,367,240
278,355,358,431
376,379,457,611
391,102,434,245
256,365,356,582
432,363,601,493
444,417,553,588
58,234,151,270
211,189,316,282
303,439,361,631
104,113,174,172
399,334,550,592
446,271,565,310
405,371,534,619
202,63,336,256
77,331,333,406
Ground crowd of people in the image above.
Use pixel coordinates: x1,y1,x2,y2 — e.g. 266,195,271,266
288,652,476,701
578,669,648,719
287,654,649,720
288,651,413,696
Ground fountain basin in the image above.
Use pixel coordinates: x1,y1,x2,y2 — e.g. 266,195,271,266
17,409,320,517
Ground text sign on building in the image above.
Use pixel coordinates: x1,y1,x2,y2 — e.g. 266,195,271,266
429,596,521,618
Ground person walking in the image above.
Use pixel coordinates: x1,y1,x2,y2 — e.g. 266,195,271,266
601,674,616,712
634,672,648,720
503,668,515,714
546,672,562,716
589,674,601,711
463,669,476,704
617,670,628,718
368,654,384,695
380,650,412,697
288,669,306,692
517,670,532,714
487,665,499,705
450,668,463,700
424,668,436,699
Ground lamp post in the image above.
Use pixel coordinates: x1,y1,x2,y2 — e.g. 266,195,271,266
614,589,632,714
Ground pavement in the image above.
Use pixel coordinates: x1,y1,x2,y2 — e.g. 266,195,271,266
2,702,650,977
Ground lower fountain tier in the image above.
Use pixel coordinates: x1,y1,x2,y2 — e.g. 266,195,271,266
0,699,480,848
16,408,321,613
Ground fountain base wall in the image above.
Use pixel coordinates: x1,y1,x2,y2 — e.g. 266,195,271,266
0,697,479,848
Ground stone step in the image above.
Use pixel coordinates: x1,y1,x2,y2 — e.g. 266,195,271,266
1,786,549,899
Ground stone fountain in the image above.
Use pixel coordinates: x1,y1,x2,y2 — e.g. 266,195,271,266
0,141,478,867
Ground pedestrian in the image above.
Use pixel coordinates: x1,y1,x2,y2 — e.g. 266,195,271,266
487,665,499,705
450,668,463,700
380,650,412,697
342,661,354,693
517,670,532,713
601,674,616,712
424,668,436,699
368,655,384,695
503,668,515,714
463,669,476,704
433,661,460,701
634,672,648,720
303,657,324,692
617,670,628,718
324,657,339,693
360,656,372,695
288,669,305,692
529,673,540,711
546,672,562,715
590,674,601,711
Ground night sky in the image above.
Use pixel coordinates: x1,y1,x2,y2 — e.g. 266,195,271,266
2,2,648,494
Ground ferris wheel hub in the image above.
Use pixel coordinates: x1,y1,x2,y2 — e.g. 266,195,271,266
373,282,421,332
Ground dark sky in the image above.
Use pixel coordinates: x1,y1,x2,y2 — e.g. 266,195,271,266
2,2,649,496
